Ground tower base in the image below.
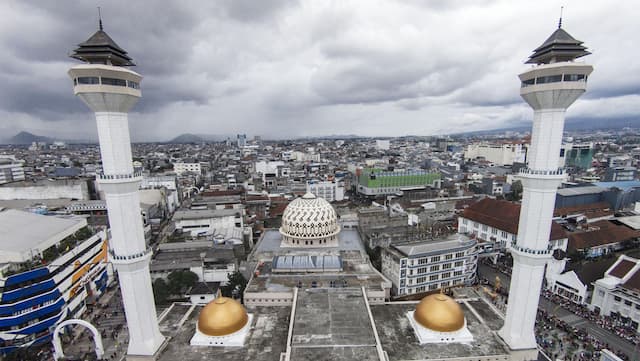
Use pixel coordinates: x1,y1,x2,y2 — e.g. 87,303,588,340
507,348,539,361
125,337,170,361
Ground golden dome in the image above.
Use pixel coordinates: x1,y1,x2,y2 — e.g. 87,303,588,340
414,294,465,332
197,297,249,336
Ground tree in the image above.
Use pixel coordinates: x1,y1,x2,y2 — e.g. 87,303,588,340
167,270,199,295
152,278,169,304
509,180,523,201
221,271,248,301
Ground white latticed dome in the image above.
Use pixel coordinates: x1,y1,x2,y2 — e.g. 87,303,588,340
279,193,340,247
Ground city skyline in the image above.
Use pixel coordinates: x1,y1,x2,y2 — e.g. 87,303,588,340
0,1,638,141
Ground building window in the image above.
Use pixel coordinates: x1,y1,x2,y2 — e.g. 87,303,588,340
614,296,622,302
442,263,452,270
417,276,426,284
429,275,438,281
491,228,498,235
445,254,453,260
431,256,440,262
454,271,462,276
625,300,632,306
454,261,463,267
428,284,438,291
418,267,428,274
563,74,586,82
455,252,464,258
127,80,140,89
482,225,488,231
442,272,451,279
536,74,563,84
101,77,127,87
77,76,99,84
501,231,508,238
429,265,440,272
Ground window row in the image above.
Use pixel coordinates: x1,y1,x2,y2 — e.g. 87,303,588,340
74,76,139,89
521,74,587,88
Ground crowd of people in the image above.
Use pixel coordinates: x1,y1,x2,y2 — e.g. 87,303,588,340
541,288,640,345
536,308,631,361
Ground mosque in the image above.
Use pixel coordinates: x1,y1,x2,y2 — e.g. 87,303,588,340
64,11,592,361
155,193,519,361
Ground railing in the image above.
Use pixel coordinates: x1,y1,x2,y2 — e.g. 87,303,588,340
510,242,552,256
97,171,142,181
518,168,564,176
108,247,152,262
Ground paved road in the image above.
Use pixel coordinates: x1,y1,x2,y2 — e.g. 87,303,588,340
478,264,639,360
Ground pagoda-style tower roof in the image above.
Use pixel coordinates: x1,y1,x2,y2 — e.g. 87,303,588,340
526,27,590,64
70,21,135,66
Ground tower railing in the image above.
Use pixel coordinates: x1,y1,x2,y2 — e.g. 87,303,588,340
96,171,143,181
510,241,552,256
108,247,152,262
518,168,564,176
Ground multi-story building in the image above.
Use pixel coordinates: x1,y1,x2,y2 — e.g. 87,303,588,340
173,208,244,236
237,134,247,148
0,157,25,185
376,140,390,150
563,143,594,170
590,255,640,331
174,161,202,176
0,209,109,354
464,142,527,166
356,169,440,196
306,180,344,202
381,233,478,297
604,167,637,182
458,198,567,253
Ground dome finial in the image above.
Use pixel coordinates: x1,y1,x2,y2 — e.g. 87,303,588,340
558,6,564,29
98,6,103,31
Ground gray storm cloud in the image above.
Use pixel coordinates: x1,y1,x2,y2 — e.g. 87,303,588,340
0,0,638,141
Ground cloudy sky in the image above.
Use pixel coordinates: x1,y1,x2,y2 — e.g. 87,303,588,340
0,0,638,141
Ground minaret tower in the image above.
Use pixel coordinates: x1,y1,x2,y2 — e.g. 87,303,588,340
68,17,165,357
498,18,592,354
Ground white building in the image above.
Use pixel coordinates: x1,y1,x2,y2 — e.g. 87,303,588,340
174,161,202,176
590,256,640,331
306,180,345,202
292,151,320,162
457,198,568,254
376,139,391,150
173,208,244,236
0,157,25,184
141,175,178,191
380,233,478,297
464,142,527,166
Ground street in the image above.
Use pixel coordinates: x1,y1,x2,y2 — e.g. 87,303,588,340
479,263,639,360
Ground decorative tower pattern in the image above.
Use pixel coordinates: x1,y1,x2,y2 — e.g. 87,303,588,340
498,20,593,351
68,20,165,357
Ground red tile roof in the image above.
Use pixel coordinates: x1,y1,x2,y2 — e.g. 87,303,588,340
461,198,566,241
609,259,636,278
554,201,613,219
568,224,640,251
623,270,640,292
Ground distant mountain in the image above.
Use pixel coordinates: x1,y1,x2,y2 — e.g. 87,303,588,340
167,133,229,143
168,133,209,143
8,131,53,144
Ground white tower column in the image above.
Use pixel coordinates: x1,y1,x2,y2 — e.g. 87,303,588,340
498,23,593,357
69,28,165,356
